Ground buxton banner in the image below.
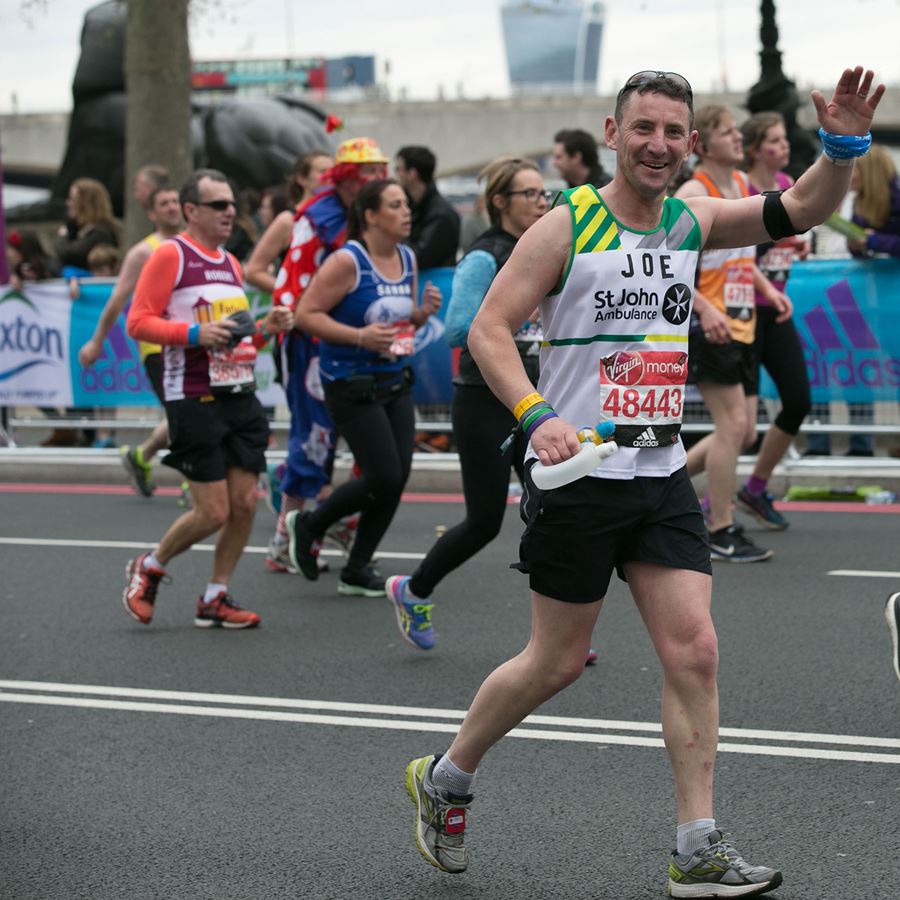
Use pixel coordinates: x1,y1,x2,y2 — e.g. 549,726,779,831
0,279,283,407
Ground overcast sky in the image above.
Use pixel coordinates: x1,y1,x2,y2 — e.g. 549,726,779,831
0,0,898,114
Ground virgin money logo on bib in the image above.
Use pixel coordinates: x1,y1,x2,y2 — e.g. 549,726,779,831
600,350,688,387
602,350,643,385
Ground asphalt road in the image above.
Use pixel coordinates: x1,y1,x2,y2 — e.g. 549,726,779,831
1,485,898,900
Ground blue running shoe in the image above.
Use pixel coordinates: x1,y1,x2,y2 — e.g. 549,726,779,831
736,486,788,531
386,575,435,650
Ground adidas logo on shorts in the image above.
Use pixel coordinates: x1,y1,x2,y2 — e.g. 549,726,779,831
632,426,659,447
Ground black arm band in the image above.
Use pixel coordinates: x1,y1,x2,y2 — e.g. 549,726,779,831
762,190,799,240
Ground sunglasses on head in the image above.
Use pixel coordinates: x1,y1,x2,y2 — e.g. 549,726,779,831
196,199,236,211
621,70,693,98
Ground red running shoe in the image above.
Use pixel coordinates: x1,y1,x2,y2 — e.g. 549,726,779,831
123,552,168,625
194,591,261,629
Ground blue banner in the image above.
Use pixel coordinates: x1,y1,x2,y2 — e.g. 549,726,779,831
760,257,900,403
409,267,455,407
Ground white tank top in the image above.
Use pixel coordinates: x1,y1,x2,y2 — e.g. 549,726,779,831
532,185,702,480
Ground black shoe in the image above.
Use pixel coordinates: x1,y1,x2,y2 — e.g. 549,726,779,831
709,525,773,563
286,510,320,581
338,564,386,597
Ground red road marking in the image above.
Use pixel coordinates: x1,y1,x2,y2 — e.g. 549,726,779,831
0,483,897,513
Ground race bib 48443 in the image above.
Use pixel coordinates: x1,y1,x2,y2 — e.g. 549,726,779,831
598,349,687,448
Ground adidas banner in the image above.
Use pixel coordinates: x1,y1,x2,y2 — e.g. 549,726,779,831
762,258,900,403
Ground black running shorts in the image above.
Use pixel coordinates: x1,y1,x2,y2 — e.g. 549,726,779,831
515,464,711,603
688,335,758,394
143,353,165,404
163,393,269,482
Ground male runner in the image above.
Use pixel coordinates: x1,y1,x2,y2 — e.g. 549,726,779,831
78,184,182,496
265,137,388,575
123,169,293,628
674,106,791,562
404,67,883,898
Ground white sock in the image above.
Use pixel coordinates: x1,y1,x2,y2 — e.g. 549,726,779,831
676,818,717,856
142,552,164,572
430,754,476,798
202,583,228,604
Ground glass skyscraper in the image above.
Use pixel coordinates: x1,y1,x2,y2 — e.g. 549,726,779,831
501,0,605,94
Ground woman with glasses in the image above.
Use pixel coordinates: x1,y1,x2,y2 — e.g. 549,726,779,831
384,156,560,652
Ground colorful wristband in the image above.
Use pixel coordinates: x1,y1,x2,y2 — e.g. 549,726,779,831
519,402,554,433
187,323,200,346
513,391,544,421
818,128,872,160
525,409,559,440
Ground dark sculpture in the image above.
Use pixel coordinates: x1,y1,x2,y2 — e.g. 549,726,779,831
8,0,334,222
745,0,818,180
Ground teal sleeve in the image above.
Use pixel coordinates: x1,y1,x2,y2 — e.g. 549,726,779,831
444,250,497,348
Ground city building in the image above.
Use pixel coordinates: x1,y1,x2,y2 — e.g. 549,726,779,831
501,0,605,94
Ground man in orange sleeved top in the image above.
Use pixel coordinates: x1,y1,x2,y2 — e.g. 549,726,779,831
124,168,293,629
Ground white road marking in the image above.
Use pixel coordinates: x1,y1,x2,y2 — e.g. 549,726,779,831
0,536,425,560
1,681,897,765
828,569,900,579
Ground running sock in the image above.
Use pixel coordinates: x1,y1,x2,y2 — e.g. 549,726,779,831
406,577,431,602
431,754,476,798
745,475,768,497
676,818,717,856
142,552,165,572
276,494,307,541
202,583,228,604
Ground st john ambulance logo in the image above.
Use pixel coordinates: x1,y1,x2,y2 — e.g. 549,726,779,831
661,283,692,325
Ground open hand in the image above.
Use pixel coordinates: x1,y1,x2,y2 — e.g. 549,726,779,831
811,67,885,136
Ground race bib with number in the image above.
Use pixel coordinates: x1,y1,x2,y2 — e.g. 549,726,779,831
598,349,688,448
196,295,258,393
723,263,755,322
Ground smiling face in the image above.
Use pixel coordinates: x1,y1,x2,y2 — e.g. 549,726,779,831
606,91,696,200
364,183,412,242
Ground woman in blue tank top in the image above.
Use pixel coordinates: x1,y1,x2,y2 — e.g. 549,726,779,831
287,179,442,596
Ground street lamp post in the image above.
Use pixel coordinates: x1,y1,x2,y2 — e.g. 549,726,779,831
746,0,817,179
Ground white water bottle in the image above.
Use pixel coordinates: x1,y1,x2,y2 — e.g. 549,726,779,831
531,428,618,490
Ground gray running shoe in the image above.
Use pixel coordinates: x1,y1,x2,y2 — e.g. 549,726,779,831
885,592,900,683
120,445,155,497
405,754,470,873
667,829,782,897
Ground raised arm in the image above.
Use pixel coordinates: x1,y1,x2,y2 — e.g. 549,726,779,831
695,68,885,250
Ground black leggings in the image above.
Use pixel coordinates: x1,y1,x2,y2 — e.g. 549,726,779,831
410,384,527,598
306,375,415,573
750,305,811,435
